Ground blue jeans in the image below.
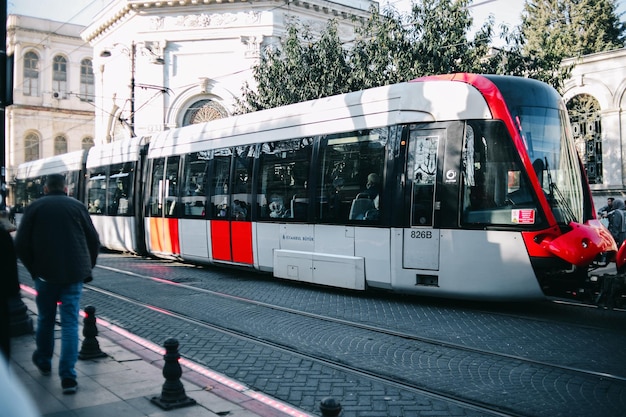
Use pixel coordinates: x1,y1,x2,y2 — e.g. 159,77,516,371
33,278,83,380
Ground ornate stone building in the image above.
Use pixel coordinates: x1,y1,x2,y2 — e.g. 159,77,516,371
5,15,95,173
7,2,623,212
81,0,377,144
562,48,626,207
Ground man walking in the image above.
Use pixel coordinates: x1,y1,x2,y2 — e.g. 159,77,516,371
15,174,100,394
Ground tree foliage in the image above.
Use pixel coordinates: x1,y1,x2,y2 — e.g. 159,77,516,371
237,22,352,112
238,0,495,113
488,0,626,89
237,0,626,112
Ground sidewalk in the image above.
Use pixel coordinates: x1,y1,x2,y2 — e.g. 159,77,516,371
9,291,314,417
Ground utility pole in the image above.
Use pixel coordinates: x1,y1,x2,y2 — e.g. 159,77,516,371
130,41,136,137
0,0,8,211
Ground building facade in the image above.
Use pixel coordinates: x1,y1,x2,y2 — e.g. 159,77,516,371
81,0,377,144
5,15,95,175
5,3,624,213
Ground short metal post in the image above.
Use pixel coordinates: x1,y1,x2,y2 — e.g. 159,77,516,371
79,305,107,360
150,338,196,410
320,397,342,416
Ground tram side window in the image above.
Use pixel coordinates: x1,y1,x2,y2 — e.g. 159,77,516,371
164,156,180,218
231,146,254,221
257,138,313,221
147,158,165,217
146,157,180,217
87,170,106,214
316,129,386,223
13,180,28,213
208,149,232,219
65,171,79,200
461,121,542,226
108,163,133,216
182,151,209,218
14,177,44,213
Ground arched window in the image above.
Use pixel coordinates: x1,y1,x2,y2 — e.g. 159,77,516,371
24,132,40,162
52,55,68,98
82,136,94,150
567,94,602,184
182,99,228,126
80,58,94,102
23,51,39,96
54,135,68,155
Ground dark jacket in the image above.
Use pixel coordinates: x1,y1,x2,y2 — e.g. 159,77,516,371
15,191,100,285
1,227,19,360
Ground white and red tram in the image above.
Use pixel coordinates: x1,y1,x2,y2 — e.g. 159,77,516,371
13,74,618,301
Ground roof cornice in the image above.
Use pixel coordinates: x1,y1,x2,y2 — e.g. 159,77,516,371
82,0,376,43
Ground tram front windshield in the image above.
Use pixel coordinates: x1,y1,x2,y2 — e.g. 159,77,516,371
515,106,584,224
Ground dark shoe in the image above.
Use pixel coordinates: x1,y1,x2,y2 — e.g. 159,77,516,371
32,352,51,376
62,378,78,395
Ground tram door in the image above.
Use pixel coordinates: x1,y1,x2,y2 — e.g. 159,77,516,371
146,156,181,255
209,147,254,265
403,128,442,270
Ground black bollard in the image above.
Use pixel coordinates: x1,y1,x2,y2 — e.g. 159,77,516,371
320,397,342,417
78,306,107,360
8,294,34,336
150,338,196,410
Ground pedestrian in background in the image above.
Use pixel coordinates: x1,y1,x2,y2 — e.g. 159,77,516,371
15,174,100,395
607,198,626,248
0,216,20,362
597,197,615,218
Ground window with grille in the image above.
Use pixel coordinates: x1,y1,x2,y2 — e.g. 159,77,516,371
567,94,602,184
54,135,67,155
24,132,40,161
82,137,94,150
80,59,94,102
52,55,68,98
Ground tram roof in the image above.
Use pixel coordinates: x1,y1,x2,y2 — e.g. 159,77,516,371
86,136,148,169
15,150,87,179
147,79,493,158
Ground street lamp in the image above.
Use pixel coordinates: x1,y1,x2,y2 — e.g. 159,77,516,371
100,41,164,137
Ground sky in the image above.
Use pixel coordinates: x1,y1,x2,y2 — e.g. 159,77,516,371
7,0,626,45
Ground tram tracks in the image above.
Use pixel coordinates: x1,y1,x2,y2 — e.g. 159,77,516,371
84,283,520,417
84,261,626,417
95,264,626,385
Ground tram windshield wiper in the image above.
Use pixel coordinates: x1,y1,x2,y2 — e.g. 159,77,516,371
544,157,576,224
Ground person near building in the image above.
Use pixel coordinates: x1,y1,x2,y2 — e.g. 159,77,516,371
597,197,615,218
607,198,626,247
14,174,100,395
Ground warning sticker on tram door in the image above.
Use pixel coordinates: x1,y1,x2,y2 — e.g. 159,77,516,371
511,209,535,224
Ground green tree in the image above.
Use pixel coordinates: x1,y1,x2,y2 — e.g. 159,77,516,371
489,0,626,89
348,7,414,90
237,20,351,113
238,0,496,112
409,0,493,75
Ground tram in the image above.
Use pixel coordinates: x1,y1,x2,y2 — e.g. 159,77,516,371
12,73,619,301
